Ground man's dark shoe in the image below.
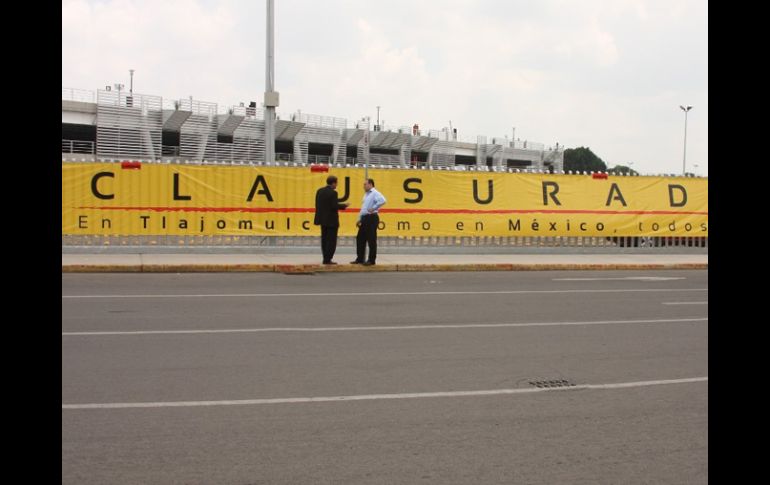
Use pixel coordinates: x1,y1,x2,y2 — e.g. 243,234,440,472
363,261,375,266
350,260,363,264
323,261,338,265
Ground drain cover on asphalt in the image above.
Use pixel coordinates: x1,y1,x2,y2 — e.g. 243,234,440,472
528,379,577,388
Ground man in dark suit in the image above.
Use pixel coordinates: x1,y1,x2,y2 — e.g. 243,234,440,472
314,175,349,264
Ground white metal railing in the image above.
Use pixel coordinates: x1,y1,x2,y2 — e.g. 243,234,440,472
373,124,547,147
369,153,402,165
174,98,218,117
228,105,265,119
292,112,347,130
488,136,505,146
62,233,708,250
62,139,95,154
95,90,163,160
456,133,482,144
96,90,163,111
424,128,477,144
481,137,549,151
275,152,292,161
62,88,96,103
524,141,545,151
510,140,528,149
374,123,415,135
306,154,332,164
161,145,180,157
162,99,178,111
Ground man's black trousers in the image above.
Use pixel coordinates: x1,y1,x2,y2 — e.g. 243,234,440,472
320,226,338,263
356,213,379,263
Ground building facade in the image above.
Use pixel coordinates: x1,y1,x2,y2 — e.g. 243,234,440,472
62,87,564,172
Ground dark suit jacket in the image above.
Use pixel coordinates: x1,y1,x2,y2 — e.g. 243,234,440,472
314,185,346,227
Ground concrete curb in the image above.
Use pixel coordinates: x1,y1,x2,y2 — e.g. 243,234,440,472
62,265,144,273
62,263,708,273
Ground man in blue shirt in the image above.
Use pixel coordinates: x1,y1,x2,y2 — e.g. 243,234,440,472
350,178,387,266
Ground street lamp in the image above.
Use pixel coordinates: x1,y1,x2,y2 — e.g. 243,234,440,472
264,0,279,164
128,69,135,107
679,105,692,175
363,116,370,178
115,83,124,158
376,105,380,131
693,163,699,176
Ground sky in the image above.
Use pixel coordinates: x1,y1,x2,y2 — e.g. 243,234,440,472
62,0,708,176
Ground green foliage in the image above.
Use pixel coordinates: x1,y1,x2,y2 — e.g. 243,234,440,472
609,165,639,175
563,147,607,173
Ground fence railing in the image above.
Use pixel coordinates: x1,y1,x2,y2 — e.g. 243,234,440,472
61,157,707,250
60,157,708,178
62,140,95,154
276,152,292,161
292,112,347,130
61,234,708,251
62,88,96,103
170,98,218,117
161,145,180,157
306,154,332,164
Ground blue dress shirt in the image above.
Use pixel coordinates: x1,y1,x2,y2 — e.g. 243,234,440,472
358,188,387,222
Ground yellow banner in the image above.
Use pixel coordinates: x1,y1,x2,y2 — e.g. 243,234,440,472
62,162,708,237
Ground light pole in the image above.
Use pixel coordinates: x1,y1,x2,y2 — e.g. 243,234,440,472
376,106,380,131
264,0,279,163
128,69,135,107
679,105,692,175
115,83,124,158
364,116,370,179
693,163,699,176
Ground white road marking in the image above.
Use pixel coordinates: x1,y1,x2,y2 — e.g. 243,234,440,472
663,302,708,305
553,276,686,281
62,317,707,336
62,288,708,299
61,377,708,410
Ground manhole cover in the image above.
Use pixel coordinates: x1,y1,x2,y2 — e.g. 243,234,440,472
528,379,577,388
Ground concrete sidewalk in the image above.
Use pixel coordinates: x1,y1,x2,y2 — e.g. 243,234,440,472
62,252,708,273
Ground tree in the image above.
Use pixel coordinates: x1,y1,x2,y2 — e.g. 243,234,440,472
609,164,639,175
563,147,607,173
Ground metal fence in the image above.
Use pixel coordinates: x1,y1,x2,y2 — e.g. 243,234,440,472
61,234,708,253
61,88,706,252
62,140,95,154
62,88,96,103
61,158,707,252
95,90,163,160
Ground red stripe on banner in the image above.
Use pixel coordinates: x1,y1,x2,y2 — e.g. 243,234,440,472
75,206,708,216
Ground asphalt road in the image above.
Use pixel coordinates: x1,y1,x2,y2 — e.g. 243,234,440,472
62,270,708,484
